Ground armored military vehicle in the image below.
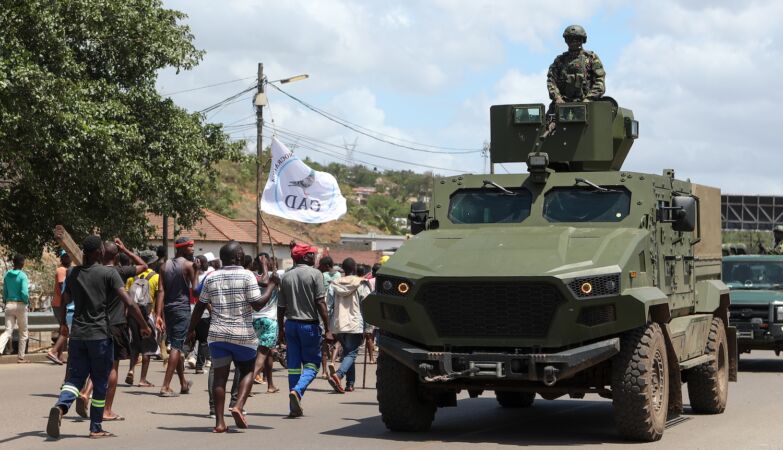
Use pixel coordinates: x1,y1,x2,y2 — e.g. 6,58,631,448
723,254,783,356
362,98,736,441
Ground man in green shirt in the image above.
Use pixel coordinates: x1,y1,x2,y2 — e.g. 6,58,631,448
1,254,30,363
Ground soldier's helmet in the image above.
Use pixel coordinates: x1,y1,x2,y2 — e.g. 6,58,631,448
563,24,587,43
774,225,783,233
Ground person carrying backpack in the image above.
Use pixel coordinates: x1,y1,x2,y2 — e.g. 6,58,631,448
125,250,160,388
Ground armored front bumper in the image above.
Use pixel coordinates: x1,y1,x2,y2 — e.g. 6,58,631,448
379,334,619,384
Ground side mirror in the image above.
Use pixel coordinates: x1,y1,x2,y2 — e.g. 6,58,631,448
671,196,696,232
409,202,428,235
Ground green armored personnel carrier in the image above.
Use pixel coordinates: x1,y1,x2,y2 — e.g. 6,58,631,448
723,254,783,355
362,99,737,441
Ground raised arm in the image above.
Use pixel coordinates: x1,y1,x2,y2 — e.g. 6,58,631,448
115,238,147,275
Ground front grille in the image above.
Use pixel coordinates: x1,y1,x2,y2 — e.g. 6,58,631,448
577,304,616,327
729,305,768,322
420,282,565,338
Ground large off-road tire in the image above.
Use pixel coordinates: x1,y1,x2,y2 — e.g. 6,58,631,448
611,322,669,442
687,317,729,414
377,350,436,432
495,391,535,408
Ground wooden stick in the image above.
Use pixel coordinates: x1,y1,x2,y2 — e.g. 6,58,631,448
362,335,368,389
54,225,83,266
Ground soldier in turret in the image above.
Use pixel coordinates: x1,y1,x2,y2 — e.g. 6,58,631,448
773,225,783,254
547,25,606,106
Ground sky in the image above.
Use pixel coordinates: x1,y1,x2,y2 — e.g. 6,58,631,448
158,0,782,195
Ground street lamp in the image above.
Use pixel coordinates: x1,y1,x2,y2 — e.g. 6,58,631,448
255,65,309,254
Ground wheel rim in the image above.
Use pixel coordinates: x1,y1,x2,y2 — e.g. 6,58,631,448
651,349,666,413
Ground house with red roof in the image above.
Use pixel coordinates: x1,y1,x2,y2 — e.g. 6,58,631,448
147,209,313,266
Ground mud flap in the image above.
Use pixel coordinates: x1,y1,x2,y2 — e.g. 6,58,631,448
726,325,738,382
661,325,683,419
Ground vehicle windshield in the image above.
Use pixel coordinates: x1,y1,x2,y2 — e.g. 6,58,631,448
723,260,783,289
448,188,532,224
544,187,631,222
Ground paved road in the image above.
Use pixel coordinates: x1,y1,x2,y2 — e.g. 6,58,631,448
2,350,783,449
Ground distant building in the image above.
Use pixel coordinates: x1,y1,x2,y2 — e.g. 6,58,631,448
352,187,376,205
340,233,407,252
722,194,783,230
147,209,314,264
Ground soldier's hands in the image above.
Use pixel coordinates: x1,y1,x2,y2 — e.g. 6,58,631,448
555,96,565,104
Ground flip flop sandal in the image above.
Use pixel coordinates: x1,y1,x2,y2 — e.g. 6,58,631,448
212,427,227,433
89,431,116,439
137,381,155,388
230,408,248,429
288,391,303,417
180,380,193,394
159,390,179,397
76,396,88,418
103,415,125,421
125,373,134,385
46,353,63,365
266,387,280,394
46,407,62,439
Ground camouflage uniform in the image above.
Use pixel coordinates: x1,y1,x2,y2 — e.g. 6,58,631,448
772,225,783,254
547,49,606,102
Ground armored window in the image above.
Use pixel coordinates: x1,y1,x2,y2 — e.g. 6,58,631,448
543,187,631,222
722,260,783,288
513,106,544,125
448,188,532,224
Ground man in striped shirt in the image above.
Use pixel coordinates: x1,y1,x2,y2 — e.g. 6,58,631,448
187,241,278,433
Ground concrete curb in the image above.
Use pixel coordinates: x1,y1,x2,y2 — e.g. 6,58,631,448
0,352,67,365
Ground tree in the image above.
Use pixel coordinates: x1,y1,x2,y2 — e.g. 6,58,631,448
0,0,243,255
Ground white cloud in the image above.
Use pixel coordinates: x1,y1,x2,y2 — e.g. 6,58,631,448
159,0,783,195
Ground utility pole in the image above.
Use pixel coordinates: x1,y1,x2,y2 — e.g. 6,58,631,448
256,63,264,255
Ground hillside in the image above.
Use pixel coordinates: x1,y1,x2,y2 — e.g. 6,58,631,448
205,157,434,244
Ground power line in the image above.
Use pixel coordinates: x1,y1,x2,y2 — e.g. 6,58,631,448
198,83,257,114
266,83,481,155
270,127,464,173
160,77,256,96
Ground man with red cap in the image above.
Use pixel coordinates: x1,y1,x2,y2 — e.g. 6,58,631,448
277,242,334,417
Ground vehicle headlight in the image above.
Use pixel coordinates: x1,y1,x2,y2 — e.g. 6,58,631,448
776,306,783,321
376,276,413,297
568,274,621,299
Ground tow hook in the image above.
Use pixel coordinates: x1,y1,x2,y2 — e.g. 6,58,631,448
543,366,559,386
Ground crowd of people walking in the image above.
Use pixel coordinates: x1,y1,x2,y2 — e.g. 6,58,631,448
1,235,381,438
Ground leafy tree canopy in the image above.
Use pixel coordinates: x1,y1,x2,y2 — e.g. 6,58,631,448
0,0,243,255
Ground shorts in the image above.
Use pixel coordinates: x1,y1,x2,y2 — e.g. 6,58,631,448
110,324,132,361
208,341,257,368
164,307,190,352
253,317,278,349
128,305,158,356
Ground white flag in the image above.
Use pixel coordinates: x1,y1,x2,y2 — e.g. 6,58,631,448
260,136,347,223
